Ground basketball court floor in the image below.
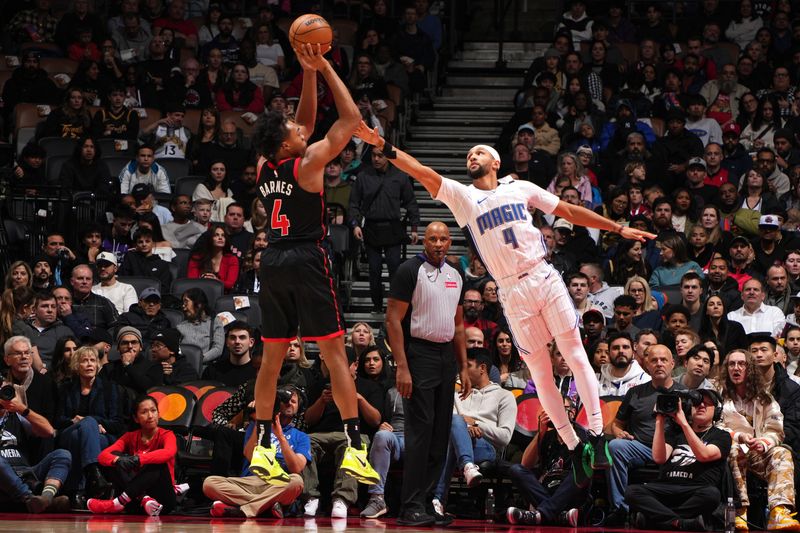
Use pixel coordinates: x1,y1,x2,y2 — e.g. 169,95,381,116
0,514,700,533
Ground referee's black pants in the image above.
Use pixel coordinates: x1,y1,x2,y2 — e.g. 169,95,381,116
400,338,457,516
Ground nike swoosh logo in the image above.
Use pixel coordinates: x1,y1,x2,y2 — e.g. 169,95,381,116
478,197,489,204
356,456,368,468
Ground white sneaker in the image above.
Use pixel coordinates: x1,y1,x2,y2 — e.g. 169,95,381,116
432,498,444,516
331,498,349,519
463,462,483,487
304,498,319,517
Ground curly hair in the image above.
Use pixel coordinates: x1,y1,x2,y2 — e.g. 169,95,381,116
254,110,289,161
718,349,773,405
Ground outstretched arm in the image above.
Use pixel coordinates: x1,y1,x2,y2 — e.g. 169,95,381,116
355,121,443,196
298,45,361,193
552,200,657,242
293,43,323,137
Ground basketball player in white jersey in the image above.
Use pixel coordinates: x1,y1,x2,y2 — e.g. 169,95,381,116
355,122,656,486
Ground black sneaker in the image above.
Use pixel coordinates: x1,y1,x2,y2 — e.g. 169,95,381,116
589,432,613,470
506,506,541,525
570,442,593,488
396,511,435,526
433,511,454,527
632,511,648,529
678,515,706,531
603,507,629,528
559,508,579,527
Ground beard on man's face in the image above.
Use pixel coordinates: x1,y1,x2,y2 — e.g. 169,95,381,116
464,307,480,321
467,162,490,179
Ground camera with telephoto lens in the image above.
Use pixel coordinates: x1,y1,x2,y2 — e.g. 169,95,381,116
655,389,702,418
0,384,16,401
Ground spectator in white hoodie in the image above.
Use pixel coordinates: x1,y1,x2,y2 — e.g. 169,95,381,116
598,331,651,397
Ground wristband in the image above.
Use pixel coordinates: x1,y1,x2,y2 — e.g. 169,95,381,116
381,139,397,159
21,408,30,417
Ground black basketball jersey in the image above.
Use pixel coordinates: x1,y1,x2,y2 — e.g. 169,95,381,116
257,156,326,243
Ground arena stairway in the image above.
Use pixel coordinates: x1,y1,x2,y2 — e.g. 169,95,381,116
343,42,547,332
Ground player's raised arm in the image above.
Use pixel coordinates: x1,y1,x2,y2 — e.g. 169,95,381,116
355,121,444,197
293,45,320,138
297,44,361,192
552,200,657,242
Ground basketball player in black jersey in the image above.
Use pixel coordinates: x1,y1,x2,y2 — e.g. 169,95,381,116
247,43,379,486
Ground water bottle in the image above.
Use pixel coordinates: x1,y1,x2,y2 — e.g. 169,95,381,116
725,497,736,533
484,488,495,522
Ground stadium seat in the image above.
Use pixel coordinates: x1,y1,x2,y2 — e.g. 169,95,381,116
171,277,224,311
157,157,191,186
117,276,161,298
39,57,78,75
172,249,192,278
514,394,544,437
45,154,70,183
219,110,256,138
180,343,204,376
39,136,77,157
97,138,135,157
175,176,204,197
181,380,225,399
163,307,184,328
214,295,261,327
102,155,131,177
183,108,202,133
138,107,163,131
147,385,197,435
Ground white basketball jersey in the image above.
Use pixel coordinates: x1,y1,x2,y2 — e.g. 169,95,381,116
435,176,559,281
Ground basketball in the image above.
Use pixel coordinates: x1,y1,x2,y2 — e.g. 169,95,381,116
289,14,333,50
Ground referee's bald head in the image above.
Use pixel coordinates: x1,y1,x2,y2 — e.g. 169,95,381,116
425,221,450,238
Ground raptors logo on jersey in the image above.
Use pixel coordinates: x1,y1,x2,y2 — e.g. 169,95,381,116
434,176,558,281
257,156,326,244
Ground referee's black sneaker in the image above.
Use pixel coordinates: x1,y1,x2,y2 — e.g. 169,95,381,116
589,432,613,470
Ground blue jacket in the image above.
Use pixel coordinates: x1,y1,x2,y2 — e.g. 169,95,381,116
55,375,128,436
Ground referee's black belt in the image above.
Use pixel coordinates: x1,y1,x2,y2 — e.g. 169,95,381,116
409,337,452,347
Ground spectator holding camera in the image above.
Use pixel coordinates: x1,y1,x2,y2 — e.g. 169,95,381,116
604,344,687,525
0,352,71,513
87,395,177,516
625,387,731,530
203,387,308,518
719,348,800,530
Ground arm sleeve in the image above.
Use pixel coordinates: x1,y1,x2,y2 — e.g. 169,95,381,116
155,168,171,193
121,285,138,314
388,259,419,303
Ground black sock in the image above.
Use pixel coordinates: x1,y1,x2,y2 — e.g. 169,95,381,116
256,419,272,448
343,418,362,448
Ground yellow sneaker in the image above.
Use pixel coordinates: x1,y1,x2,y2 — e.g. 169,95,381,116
768,506,800,531
249,445,290,486
735,512,749,531
340,444,380,485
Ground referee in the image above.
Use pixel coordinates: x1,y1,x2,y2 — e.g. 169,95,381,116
385,221,470,526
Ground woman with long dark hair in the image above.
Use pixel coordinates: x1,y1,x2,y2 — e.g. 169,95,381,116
492,329,527,389
187,107,221,169
215,62,265,113
740,95,782,152
698,295,748,356
604,239,651,287
738,168,780,214
192,159,234,222
649,234,704,287
59,136,114,194
357,345,394,391
38,87,92,139
72,59,109,106
50,335,79,384
187,227,239,292
176,287,224,365
201,48,227,94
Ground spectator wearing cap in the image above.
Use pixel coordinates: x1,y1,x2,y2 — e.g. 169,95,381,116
652,108,705,193
83,327,113,365
598,99,657,155
720,123,753,186
684,94,723,147
503,125,556,188
729,278,786,336
92,252,138,315
748,332,800,469
684,157,718,206
700,63,749,126
202,321,258,387
725,235,759,290
150,329,198,385
119,144,170,195
140,103,192,160
102,204,136,267
519,105,561,156
100,326,163,395
118,227,173,294
754,214,797,274
0,51,60,132
116,287,171,347
582,308,606,348
130,183,173,227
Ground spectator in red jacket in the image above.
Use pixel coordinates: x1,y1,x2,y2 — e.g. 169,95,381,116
215,62,265,114
87,395,178,516
187,226,240,292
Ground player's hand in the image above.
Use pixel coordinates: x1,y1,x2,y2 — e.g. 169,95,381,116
396,365,412,399
458,367,471,400
294,43,330,71
354,120,382,147
353,226,363,240
618,226,656,243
